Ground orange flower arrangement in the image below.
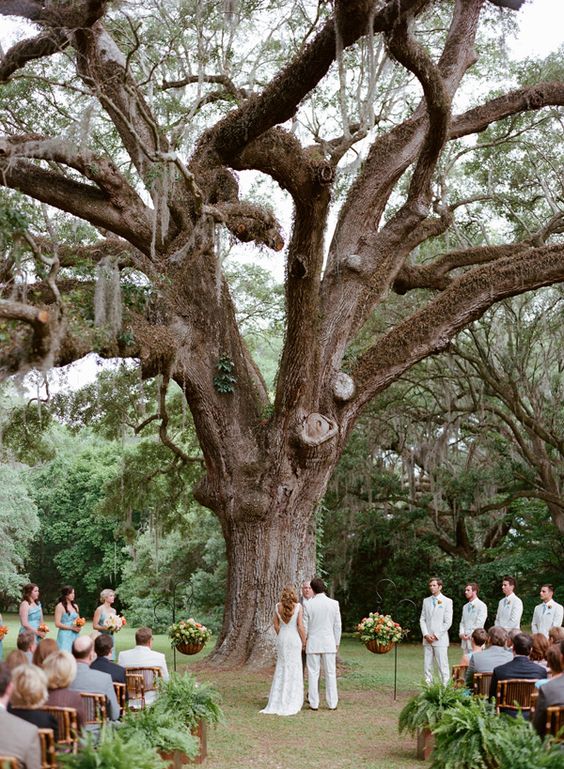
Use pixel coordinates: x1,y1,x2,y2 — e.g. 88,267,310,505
73,617,86,628
0,625,8,640
38,623,50,634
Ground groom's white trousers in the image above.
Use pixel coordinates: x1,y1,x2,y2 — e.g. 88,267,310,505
307,653,338,709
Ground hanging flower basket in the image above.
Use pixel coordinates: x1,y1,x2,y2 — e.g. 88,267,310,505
169,619,212,656
365,639,394,654
356,612,406,653
176,641,205,656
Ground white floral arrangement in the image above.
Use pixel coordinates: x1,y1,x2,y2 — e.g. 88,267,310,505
103,614,126,634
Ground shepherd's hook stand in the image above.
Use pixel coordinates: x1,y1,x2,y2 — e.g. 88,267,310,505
374,578,417,701
154,581,195,672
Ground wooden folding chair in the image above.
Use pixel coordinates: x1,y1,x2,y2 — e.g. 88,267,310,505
38,728,57,769
125,672,145,710
126,666,162,706
546,705,564,741
80,692,107,726
0,758,19,769
496,678,538,716
473,672,493,697
38,706,78,753
113,682,126,717
451,664,468,688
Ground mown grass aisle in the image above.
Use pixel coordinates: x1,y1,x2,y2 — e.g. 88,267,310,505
187,638,423,769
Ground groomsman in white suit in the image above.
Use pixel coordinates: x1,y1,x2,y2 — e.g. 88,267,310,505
494,576,523,632
459,583,487,654
531,584,564,638
420,577,453,684
303,577,341,711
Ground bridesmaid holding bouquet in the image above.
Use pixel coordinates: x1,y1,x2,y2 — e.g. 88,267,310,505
55,586,83,652
19,583,46,642
93,588,118,659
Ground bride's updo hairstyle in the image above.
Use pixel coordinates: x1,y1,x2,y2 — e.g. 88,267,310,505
279,586,298,623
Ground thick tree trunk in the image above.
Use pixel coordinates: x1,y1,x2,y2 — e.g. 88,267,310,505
196,449,336,668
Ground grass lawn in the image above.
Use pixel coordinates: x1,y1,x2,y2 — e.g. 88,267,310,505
1,615,432,768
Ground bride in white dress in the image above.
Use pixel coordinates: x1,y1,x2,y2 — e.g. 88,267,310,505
260,586,307,716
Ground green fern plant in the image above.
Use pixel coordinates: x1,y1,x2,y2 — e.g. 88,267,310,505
119,706,199,757
154,672,224,730
430,696,507,769
494,719,564,769
59,728,166,769
398,680,471,736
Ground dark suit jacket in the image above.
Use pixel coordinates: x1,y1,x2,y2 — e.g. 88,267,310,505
532,675,564,736
489,655,547,706
91,656,126,684
8,707,58,740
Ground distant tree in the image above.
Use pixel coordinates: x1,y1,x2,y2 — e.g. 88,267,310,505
0,464,39,601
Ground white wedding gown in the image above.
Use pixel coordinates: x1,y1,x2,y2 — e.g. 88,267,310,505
260,603,304,716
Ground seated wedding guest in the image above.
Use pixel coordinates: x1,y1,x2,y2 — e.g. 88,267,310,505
535,644,563,689
43,649,87,729
0,662,41,769
6,649,30,670
533,639,564,737
69,636,120,723
118,627,169,706
548,626,564,644
489,633,547,712
118,627,169,680
530,633,549,668
460,627,488,666
17,629,37,662
8,664,58,739
32,638,58,668
91,634,126,685
465,626,512,688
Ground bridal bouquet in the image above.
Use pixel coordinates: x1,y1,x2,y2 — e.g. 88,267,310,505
169,618,212,647
73,617,86,628
103,614,126,634
356,612,405,645
0,625,8,640
38,623,50,634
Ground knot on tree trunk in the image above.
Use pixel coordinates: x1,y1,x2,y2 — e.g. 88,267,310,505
333,372,355,401
294,412,338,466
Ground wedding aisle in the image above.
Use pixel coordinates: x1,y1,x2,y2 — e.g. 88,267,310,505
188,638,423,769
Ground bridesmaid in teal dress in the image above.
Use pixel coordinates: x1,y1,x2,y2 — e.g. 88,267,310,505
93,588,117,660
19,583,46,643
55,586,81,652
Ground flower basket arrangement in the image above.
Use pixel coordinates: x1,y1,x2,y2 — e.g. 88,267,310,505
169,619,212,655
356,612,405,653
0,625,8,641
103,614,126,634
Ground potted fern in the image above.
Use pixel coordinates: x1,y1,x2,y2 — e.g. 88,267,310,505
432,698,564,769
399,680,471,760
59,728,166,769
153,672,224,764
119,707,200,767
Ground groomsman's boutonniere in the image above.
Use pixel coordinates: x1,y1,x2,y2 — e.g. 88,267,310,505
437,599,443,606
547,603,553,610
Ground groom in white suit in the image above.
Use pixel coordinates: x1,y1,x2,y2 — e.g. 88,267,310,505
420,577,453,684
303,577,341,710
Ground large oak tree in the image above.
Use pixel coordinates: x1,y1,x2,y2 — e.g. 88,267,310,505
1,0,563,665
